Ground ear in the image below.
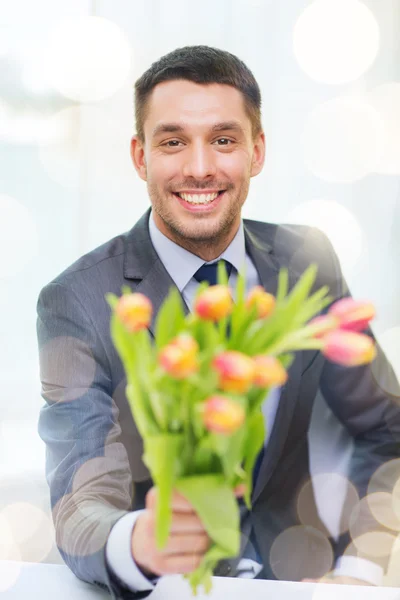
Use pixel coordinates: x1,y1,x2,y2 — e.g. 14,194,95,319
130,136,147,182
250,132,266,177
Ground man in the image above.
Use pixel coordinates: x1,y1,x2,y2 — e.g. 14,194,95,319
37,45,400,599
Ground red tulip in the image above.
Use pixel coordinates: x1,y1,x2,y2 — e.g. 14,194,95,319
194,285,233,321
329,298,375,332
202,395,245,434
159,333,199,378
246,286,275,319
322,330,376,367
253,355,288,388
213,351,256,393
116,293,152,332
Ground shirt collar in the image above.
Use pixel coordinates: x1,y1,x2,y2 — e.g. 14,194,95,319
148,209,246,292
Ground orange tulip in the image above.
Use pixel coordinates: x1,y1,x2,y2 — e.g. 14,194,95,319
202,395,245,434
194,285,233,321
159,333,199,378
246,286,275,319
116,293,152,332
253,355,288,387
322,330,376,367
307,314,340,338
329,298,375,333
213,351,256,393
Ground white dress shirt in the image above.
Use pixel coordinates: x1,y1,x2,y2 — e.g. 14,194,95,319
105,210,383,591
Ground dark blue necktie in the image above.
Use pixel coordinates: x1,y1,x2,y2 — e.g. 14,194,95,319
193,260,232,286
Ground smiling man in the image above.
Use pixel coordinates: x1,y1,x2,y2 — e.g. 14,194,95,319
37,45,400,600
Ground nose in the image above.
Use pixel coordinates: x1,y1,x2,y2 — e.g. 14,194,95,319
182,141,217,180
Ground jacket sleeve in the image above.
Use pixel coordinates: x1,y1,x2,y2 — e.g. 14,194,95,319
317,231,400,574
36,281,153,599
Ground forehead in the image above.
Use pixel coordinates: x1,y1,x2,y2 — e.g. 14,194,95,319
145,80,249,135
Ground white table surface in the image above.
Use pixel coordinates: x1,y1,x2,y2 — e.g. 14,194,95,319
1,561,399,600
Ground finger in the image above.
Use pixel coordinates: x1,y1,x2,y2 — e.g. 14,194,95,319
160,533,210,556
169,512,207,534
155,553,203,576
234,484,247,497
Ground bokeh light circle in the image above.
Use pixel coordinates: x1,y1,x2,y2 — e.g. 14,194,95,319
0,194,39,278
286,199,364,275
39,335,96,403
0,512,22,592
302,97,384,183
367,83,400,175
293,0,380,85
297,474,359,536
367,492,400,532
270,525,333,580
47,17,132,103
0,503,53,564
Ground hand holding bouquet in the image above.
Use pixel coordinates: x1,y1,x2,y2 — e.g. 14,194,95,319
106,262,376,595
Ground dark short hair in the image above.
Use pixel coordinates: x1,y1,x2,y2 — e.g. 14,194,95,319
134,45,263,143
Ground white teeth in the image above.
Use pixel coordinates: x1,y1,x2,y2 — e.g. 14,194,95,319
178,192,220,204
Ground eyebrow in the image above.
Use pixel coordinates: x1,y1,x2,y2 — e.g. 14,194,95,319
152,120,245,138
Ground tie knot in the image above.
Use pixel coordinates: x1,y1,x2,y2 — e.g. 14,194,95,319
193,260,232,286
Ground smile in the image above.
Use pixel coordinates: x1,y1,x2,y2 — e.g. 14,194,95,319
173,190,226,212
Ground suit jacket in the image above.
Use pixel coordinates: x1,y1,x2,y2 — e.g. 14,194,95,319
37,208,400,599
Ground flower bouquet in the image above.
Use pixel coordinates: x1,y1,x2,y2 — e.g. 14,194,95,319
106,262,376,595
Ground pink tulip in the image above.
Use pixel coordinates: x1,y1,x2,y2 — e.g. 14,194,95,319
203,395,245,434
159,333,199,378
194,285,233,321
322,330,376,367
116,293,152,332
213,351,256,393
246,286,276,319
253,355,288,388
329,298,375,332
307,314,340,338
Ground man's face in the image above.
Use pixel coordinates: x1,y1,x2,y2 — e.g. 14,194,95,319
131,80,265,252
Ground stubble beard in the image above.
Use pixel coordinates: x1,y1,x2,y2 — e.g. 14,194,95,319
147,180,250,255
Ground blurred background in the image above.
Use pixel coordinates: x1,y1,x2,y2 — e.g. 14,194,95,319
0,0,399,587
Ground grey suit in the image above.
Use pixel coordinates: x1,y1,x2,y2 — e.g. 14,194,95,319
37,208,400,599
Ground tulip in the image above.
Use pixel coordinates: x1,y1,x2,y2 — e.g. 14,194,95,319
116,293,152,332
213,351,256,393
307,314,340,339
194,285,233,321
202,395,245,434
246,286,275,319
159,333,199,378
322,330,376,367
253,355,288,388
329,298,375,333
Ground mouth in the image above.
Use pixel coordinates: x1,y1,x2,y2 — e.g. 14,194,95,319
172,190,226,212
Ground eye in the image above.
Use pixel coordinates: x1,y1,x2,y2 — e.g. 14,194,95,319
162,140,183,147
214,138,234,146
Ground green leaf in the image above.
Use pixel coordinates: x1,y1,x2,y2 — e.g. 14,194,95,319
212,426,247,484
154,286,185,351
217,260,230,285
276,267,289,302
175,474,240,554
243,411,265,508
105,292,118,310
143,433,184,549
